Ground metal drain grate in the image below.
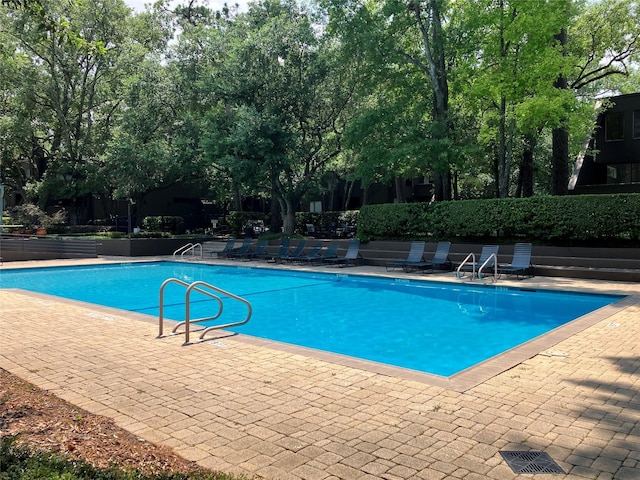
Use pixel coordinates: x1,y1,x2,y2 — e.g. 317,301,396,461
500,451,565,474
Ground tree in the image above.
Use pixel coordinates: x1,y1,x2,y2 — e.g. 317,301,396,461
450,0,573,198
200,0,355,234
0,10,36,204
1,0,152,222
325,0,455,201
407,0,451,200
551,0,640,195
342,80,435,202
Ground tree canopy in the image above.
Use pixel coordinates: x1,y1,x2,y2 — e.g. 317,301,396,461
1,0,639,233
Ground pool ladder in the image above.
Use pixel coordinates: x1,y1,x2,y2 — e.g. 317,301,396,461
456,253,498,282
157,278,252,344
173,242,202,260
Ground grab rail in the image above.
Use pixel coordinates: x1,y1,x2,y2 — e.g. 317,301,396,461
477,253,498,282
173,243,193,258
173,242,202,260
158,278,252,344
456,253,475,279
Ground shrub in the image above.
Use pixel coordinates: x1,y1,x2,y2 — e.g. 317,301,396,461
226,212,270,235
142,216,185,234
358,193,640,246
295,210,359,235
9,204,66,229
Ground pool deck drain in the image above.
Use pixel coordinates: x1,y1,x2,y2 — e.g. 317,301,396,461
1,257,639,480
500,451,565,474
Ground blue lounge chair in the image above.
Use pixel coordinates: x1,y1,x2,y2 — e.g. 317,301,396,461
275,240,307,263
237,239,268,261
498,243,534,279
227,237,253,260
405,241,452,273
213,237,236,258
456,245,499,279
286,243,323,264
386,241,425,271
309,243,339,264
324,239,363,267
256,237,290,262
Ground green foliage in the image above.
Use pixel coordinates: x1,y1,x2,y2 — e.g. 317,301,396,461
1,0,148,206
357,203,428,240
142,216,184,234
198,0,357,233
130,231,169,238
9,203,66,229
325,0,459,199
358,194,640,246
448,0,576,197
2,0,640,222
0,436,239,480
294,210,359,234
225,211,270,236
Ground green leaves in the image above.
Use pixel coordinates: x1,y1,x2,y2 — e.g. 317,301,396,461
359,194,640,244
192,0,355,229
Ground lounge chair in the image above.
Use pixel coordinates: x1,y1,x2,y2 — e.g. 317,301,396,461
385,241,425,271
308,243,339,264
255,237,290,262
324,239,363,267
498,243,534,280
276,240,307,263
227,237,253,260
286,243,323,264
213,237,236,258
238,239,268,261
404,241,452,273
456,245,499,279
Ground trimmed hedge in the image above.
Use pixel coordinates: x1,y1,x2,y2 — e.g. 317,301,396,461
358,194,640,246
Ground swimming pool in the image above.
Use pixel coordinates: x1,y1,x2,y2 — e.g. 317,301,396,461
0,261,623,377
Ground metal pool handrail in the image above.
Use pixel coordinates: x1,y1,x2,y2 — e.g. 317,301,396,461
477,253,498,282
158,278,252,344
456,252,476,279
173,242,203,260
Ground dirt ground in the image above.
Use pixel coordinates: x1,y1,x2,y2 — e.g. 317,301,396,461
0,368,213,477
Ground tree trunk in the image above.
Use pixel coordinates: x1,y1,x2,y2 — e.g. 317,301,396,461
232,186,242,211
497,98,514,198
551,126,569,195
269,193,282,233
327,172,337,211
493,144,500,198
275,195,295,235
551,27,569,196
433,171,451,202
409,0,451,202
394,177,405,202
282,208,295,235
361,182,369,206
452,170,459,200
344,180,354,210
517,133,536,197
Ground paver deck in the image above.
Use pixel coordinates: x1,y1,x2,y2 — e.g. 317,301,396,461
1,257,639,479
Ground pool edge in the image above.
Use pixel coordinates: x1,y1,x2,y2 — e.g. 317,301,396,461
4,286,637,393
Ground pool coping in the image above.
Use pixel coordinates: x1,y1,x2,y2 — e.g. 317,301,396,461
3,256,638,392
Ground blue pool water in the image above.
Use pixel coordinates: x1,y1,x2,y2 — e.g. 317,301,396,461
0,262,622,376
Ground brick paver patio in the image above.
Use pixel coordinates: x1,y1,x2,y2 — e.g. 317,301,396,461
1,258,638,479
